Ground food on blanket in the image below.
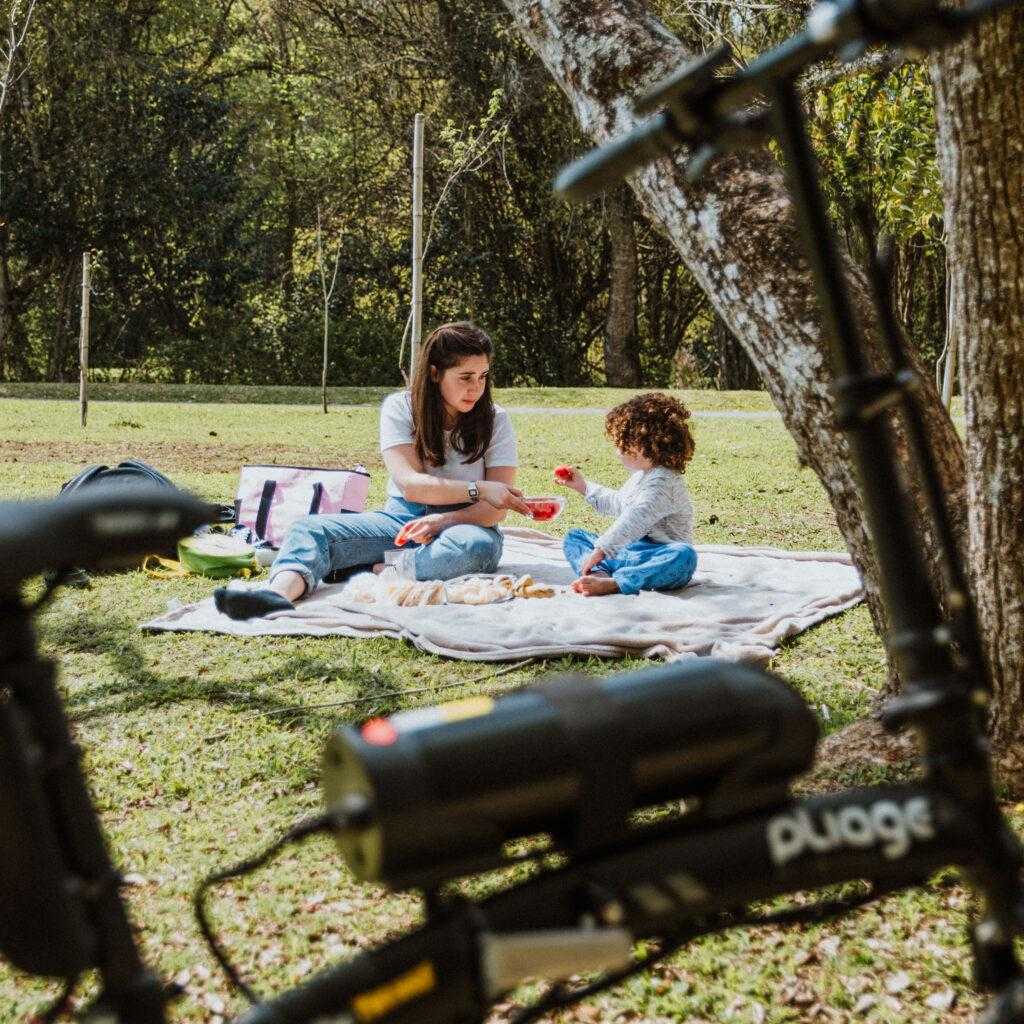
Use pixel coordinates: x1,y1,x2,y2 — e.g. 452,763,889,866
553,464,574,483
446,576,514,605
413,580,446,606
343,574,446,608
383,579,446,607
342,577,373,603
512,574,555,599
524,496,565,522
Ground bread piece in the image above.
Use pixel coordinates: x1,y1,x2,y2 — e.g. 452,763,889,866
415,580,446,606
383,579,416,606
522,581,555,599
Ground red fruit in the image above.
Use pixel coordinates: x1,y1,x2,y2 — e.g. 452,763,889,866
554,464,574,482
527,499,559,521
395,524,411,547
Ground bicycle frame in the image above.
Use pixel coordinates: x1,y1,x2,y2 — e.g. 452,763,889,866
1,1,1022,1021
0,486,216,1023
235,0,1024,1021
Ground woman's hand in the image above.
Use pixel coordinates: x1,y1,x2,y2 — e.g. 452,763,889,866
477,479,531,515
554,465,586,494
396,514,447,547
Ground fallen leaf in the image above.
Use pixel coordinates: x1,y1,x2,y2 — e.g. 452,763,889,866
925,989,956,1011
853,994,877,1015
204,993,225,1014
885,971,911,994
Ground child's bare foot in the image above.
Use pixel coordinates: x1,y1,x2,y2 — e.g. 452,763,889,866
571,574,619,596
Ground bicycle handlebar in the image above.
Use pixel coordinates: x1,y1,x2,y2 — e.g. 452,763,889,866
0,484,217,594
555,0,1019,202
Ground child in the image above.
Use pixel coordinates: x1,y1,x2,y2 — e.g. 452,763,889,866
555,392,697,597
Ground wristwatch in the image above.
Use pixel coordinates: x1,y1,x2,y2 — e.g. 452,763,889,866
467,481,480,503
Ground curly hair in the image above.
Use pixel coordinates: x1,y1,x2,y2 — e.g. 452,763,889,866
605,392,696,472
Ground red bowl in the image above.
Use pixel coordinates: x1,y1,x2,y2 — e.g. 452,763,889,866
524,496,565,522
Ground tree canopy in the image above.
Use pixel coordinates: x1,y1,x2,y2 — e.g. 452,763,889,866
0,0,951,389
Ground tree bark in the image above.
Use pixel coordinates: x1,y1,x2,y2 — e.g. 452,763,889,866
931,10,1024,786
604,185,641,386
501,0,967,675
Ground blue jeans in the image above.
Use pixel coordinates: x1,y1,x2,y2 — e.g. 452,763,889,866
563,528,698,596
270,497,503,594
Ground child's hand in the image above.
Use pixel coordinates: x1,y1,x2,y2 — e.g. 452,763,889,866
580,546,607,576
553,464,586,494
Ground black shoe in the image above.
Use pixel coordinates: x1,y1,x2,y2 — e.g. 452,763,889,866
213,587,294,620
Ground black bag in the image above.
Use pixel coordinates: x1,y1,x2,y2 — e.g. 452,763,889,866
59,458,177,495
54,460,231,583
60,460,234,522
52,460,181,582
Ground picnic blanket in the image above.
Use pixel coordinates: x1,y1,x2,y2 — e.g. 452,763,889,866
142,527,863,665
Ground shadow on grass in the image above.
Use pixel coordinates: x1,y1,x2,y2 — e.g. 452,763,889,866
45,608,409,728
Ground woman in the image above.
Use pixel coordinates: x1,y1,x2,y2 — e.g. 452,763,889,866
215,321,530,619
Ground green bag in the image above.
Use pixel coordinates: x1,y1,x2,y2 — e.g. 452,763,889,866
144,534,260,580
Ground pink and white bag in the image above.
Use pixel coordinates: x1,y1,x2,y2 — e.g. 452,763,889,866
234,464,371,549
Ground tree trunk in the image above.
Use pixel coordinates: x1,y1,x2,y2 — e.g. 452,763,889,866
501,0,967,676
50,257,78,382
711,312,760,390
604,185,641,386
931,10,1024,787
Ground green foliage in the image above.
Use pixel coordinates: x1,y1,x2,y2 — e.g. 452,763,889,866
813,64,942,245
0,0,948,388
810,62,947,364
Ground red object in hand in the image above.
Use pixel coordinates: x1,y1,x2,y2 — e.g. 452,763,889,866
395,523,412,547
525,497,564,521
554,464,574,482
361,717,398,746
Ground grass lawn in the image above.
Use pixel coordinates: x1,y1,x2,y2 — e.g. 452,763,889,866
0,381,780,412
0,392,989,1023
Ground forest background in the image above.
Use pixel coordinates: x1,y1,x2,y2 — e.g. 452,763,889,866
0,0,946,391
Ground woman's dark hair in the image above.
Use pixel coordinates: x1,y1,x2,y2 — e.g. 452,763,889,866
605,392,696,471
410,321,495,467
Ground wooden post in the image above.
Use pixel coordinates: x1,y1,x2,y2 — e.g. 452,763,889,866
410,113,424,379
79,252,90,428
940,340,957,409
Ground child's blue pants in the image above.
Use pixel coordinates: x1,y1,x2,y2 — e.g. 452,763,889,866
563,528,698,595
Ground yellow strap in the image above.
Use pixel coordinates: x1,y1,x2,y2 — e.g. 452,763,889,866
142,554,190,580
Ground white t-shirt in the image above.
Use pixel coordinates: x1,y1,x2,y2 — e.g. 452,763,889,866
379,391,518,499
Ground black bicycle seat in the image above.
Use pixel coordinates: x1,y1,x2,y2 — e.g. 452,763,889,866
0,483,217,594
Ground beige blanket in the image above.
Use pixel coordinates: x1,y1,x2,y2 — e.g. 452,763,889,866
142,527,863,665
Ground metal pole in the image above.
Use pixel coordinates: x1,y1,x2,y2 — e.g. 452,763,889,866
768,78,948,680
410,113,424,379
79,252,90,428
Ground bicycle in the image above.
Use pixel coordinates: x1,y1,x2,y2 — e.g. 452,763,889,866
2,0,1022,1020
0,484,215,1022
217,0,1024,1020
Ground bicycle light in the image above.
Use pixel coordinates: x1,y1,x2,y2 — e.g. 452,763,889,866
321,661,818,889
